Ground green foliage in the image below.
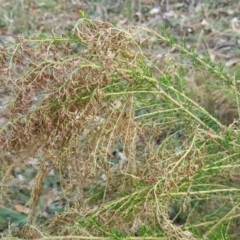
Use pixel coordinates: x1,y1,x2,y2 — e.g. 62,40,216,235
207,225,233,240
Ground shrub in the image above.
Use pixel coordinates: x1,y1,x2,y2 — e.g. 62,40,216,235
0,16,240,239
